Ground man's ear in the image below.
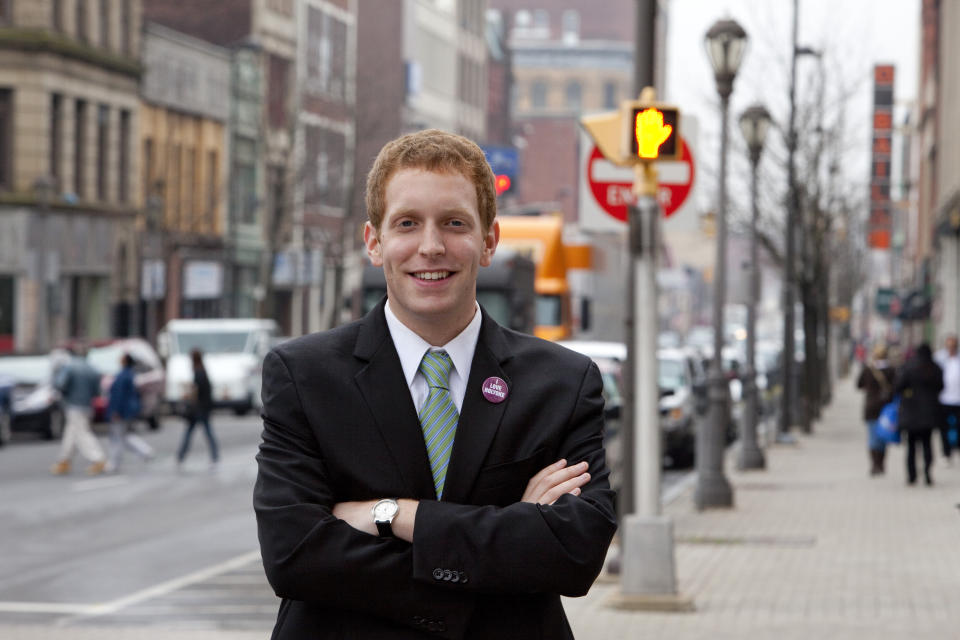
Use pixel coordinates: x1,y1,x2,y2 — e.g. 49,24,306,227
364,222,383,267
479,219,500,268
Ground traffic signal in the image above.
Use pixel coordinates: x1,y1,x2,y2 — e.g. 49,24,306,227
495,174,512,196
621,102,680,161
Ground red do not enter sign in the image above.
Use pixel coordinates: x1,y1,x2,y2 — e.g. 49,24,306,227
586,137,695,222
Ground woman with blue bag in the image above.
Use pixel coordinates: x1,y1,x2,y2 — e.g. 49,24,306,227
856,344,896,476
895,344,944,486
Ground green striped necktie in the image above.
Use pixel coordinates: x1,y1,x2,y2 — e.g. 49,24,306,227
418,350,459,499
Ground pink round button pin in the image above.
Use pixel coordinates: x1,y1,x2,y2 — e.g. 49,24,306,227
481,377,508,403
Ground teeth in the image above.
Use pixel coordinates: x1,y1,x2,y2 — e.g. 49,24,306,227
415,271,450,280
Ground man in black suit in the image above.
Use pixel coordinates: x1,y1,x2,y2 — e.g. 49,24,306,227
254,129,617,639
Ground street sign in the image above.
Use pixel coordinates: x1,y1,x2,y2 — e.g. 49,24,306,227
583,137,695,226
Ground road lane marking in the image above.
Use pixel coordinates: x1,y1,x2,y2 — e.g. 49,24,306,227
0,550,264,621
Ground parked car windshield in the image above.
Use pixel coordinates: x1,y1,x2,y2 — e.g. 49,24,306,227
658,358,686,390
173,331,251,355
0,356,52,384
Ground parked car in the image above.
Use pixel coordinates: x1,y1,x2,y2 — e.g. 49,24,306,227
83,338,166,430
0,373,12,446
0,354,65,444
656,348,698,468
557,341,697,471
157,318,278,415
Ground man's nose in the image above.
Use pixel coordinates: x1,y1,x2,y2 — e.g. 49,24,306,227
418,225,445,257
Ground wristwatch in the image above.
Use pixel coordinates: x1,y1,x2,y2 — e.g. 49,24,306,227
371,498,400,537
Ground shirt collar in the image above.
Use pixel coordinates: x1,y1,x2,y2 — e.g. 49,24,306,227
384,300,482,386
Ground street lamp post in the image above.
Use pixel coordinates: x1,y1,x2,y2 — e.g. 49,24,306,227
697,18,747,509
738,104,772,470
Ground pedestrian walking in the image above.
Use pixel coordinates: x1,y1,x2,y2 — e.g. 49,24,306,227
50,345,107,476
105,353,154,473
934,333,960,464
176,349,219,471
895,343,944,486
254,129,615,638
856,344,895,475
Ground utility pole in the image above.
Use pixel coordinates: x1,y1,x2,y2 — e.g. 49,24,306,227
581,6,689,601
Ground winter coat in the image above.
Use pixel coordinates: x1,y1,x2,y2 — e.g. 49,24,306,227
894,356,944,432
54,357,102,408
856,363,895,421
107,366,140,421
190,367,213,418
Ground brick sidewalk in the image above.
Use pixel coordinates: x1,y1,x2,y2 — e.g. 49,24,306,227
564,378,960,639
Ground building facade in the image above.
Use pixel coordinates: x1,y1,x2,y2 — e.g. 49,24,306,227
0,0,142,352
489,0,634,222
139,22,230,337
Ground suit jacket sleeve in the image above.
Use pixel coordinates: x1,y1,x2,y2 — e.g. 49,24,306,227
254,350,476,639
411,360,617,597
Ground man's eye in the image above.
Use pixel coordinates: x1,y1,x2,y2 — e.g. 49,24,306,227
398,220,415,228
449,219,465,227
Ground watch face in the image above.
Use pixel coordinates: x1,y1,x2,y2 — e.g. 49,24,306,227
373,500,398,520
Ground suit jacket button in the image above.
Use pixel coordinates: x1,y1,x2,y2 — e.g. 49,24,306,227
427,621,439,632
450,571,459,583
432,568,444,581
413,616,423,626
437,621,447,632
442,569,452,581
459,571,468,584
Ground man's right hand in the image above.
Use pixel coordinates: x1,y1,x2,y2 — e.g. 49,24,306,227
521,459,590,505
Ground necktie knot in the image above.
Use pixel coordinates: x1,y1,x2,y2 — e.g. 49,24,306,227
420,350,454,390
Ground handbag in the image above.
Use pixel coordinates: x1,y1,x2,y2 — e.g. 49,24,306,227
875,396,901,444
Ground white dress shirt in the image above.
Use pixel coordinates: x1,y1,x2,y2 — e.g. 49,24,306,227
935,349,960,406
383,300,482,414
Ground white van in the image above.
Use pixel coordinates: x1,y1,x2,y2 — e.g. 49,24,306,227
157,318,278,415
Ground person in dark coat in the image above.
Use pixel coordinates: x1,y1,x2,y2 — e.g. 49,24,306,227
176,348,219,471
856,344,895,475
894,343,944,486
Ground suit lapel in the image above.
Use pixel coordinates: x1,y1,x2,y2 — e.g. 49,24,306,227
353,300,436,499
441,311,512,504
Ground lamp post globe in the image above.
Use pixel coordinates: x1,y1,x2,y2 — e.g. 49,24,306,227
696,17,747,510
738,103,772,471
705,19,748,98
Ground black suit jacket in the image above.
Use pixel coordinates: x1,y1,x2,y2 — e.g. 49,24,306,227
254,301,617,639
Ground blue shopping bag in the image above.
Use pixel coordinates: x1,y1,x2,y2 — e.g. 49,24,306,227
876,396,901,444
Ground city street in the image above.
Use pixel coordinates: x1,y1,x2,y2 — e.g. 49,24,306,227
0,411,693,637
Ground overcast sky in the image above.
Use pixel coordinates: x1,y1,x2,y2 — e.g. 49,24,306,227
662,0,920,215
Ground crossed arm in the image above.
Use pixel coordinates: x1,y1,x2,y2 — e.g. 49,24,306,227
331,459,592,540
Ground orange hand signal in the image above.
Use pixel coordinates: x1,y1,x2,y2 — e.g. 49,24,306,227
635,108,673,159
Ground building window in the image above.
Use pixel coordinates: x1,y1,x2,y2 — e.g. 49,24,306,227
120,0,130,54
142,137,154,204
76,0,88,43
74,99,87,197
0,0,9,24
170,144,181,228
531,80,547,108
99,0,109,48
562,10,579,44
50,94,62,185
118,109,129,203
533,9,549,30
185,146,196,230
233,137,257,225
96,104,109,201
604,81,617,109
306,8,347,100
268,55,290,129
53,0,64,31
0,89,11,191
565,81,581,111
206,150,218,230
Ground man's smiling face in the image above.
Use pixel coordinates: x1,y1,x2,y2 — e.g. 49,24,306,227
364,168,499,343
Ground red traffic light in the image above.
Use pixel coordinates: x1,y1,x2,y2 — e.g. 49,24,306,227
495,174,512,195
